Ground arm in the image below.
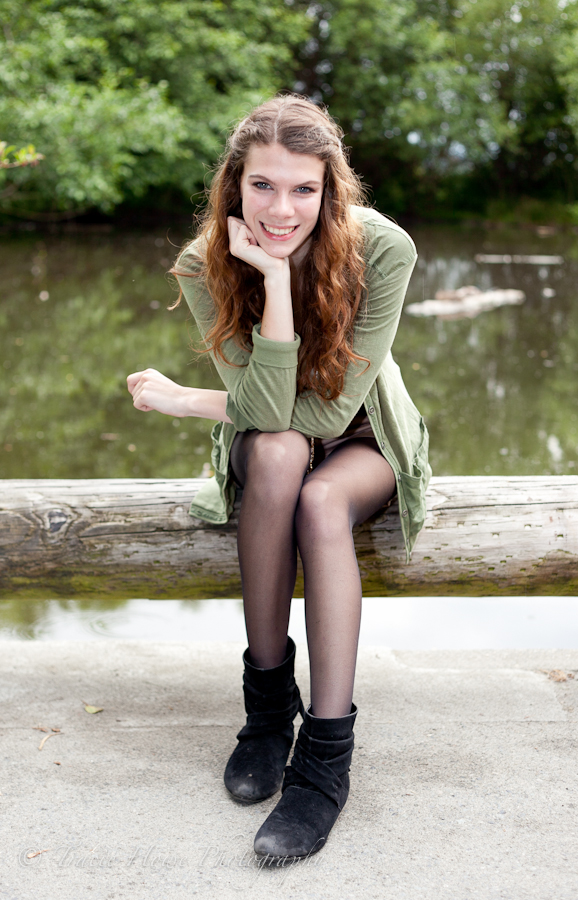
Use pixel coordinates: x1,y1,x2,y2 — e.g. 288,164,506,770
127,368,232,422
289,232,417,438
127,221,298,426
226,217,295,345
176,237,301,433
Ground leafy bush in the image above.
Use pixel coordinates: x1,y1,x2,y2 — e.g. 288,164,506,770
2,0,578,219
0,0,310,215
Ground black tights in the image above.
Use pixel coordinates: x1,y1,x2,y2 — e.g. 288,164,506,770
229,429,396,719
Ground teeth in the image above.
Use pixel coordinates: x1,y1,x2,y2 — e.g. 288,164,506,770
262,224,297,236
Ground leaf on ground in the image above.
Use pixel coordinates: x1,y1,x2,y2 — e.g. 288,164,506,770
32,725,49,732
84,705,104,714
26,849,51,859
548,669,568,682
38,731,63,750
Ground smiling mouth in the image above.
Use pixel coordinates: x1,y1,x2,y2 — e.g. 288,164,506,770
260,223,298,236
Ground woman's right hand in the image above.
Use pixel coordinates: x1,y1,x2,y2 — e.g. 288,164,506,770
127,370,233,422
228,216,295,343
227,216,289,281
127,368,193,417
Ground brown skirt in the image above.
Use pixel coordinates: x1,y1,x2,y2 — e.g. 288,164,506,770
311,407,376,470
308,407,397,515
230,407,397,515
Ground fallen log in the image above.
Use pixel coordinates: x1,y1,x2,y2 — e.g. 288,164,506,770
0,477,577,599
405,287,525,319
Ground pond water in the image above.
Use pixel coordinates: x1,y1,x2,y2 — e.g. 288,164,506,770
2,222,577,479
2,596,578,648
1,221,577,643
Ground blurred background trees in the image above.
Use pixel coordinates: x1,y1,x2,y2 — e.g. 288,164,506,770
1,0,578,221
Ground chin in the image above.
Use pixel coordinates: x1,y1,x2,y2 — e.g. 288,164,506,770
257,241,294,258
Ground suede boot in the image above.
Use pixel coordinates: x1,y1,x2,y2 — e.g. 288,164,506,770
224,637,304,803
254,703,357,859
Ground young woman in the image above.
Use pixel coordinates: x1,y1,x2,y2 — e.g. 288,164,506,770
127,95,430,860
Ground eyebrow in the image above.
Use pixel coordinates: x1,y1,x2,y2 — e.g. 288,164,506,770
247,174,323,187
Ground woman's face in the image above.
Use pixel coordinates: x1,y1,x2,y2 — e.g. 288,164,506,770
239,143,325,265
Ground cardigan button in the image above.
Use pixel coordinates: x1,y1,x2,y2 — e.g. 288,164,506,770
380,441,385,449
402,509,408,517
368,406,375,414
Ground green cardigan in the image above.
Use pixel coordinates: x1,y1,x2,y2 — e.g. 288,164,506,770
177,206,431,560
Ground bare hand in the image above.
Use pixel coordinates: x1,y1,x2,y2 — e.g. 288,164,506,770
127,369,192,417
227,216,288,280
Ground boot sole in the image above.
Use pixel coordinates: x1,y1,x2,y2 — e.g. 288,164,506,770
225,785,281,805
253,837,326,863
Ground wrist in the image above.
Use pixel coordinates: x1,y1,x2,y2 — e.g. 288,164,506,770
263,269,290,291
184,386,201,417
183,387,230,421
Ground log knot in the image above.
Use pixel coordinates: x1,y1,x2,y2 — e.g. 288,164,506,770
47,510,68,534
40,508,74,542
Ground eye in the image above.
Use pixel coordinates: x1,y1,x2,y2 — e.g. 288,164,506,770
253,181,272,190
295,186,314,194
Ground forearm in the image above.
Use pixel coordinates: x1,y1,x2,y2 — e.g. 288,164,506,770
128,367,233,423
260,271,295,343
187,388,232,423
177,256,300,432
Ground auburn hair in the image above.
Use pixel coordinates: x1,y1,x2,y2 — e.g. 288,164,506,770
172,94,369,401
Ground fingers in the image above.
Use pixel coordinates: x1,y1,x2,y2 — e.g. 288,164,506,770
227,216,250,238
226,216,287,279
127,368,188,417
227,216,258,255
131,379,151,411
127,370,145,394
227,216,242,245
127,369,161,407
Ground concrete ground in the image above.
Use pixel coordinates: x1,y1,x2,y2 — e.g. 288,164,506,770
1,640,577,900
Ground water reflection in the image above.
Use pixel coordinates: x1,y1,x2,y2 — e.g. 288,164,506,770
0,229,215,478
402,224,578,476
0,598,245,641
2,597,578,649
1,223,577,478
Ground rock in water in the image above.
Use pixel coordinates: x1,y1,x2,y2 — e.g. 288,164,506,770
405,288,526,319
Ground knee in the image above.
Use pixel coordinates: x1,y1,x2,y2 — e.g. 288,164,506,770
296,478,349,543
245,431,310,493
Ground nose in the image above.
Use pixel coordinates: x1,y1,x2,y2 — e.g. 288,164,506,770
269,190,295,219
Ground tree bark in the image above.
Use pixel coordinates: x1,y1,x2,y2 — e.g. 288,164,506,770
1,476,576,598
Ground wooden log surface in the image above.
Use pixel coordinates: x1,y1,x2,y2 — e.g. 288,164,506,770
1,476,577,599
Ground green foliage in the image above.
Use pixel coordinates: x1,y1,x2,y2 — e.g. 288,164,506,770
2,0,578,218
0,0,310,214
296,0,578,215
0,141,44,168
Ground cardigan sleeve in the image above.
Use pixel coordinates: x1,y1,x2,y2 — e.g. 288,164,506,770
288,225,417,439
176,250,300,433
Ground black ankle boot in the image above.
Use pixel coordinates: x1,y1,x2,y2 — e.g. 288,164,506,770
253,704,357,859
224,638,304,804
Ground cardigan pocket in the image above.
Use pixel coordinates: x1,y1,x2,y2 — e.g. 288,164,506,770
398,417,430,546
210,421,226,474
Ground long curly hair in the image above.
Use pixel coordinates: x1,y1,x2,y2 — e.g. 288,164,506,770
172,94,369,401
